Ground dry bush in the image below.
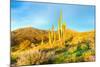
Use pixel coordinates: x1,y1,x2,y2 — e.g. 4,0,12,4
16,49,55,66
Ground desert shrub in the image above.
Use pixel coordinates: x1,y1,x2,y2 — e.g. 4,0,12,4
19,40,31,50
11,53,18,64
82,50,95,62
16,49,55,66
54,51,78,63
67,46,77,54
55,47,67,54
53,52,68,64
65,53,77,63
80,43,89,51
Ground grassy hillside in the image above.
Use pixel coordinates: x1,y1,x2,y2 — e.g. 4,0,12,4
11,27,95,66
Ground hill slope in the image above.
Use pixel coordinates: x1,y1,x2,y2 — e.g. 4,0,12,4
11,27,49,46
11,27,95,66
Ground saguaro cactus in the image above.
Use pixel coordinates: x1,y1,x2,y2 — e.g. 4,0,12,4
62,22,67,44
58,10,63,41
48,29,52,45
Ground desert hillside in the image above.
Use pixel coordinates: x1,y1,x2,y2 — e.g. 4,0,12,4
11,27,49,46
11,27,95,66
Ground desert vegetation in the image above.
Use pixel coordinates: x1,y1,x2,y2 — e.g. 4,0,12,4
11,11,95,66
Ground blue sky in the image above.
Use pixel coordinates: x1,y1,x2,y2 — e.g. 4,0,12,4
11,0,95,32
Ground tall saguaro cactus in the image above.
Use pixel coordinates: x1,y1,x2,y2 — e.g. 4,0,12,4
62,22,67,44
58,10,63,41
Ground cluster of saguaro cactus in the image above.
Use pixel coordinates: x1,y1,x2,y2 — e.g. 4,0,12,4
47,10,67,46
39,9,67,48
